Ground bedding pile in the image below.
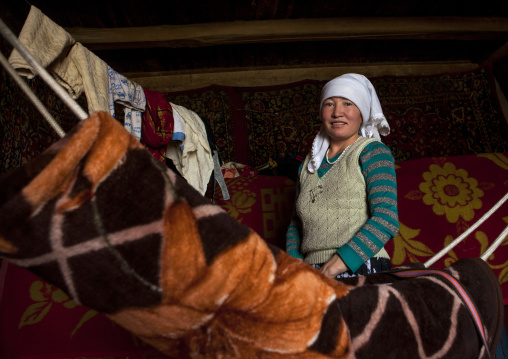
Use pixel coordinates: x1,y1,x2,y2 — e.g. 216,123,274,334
0,112,502,358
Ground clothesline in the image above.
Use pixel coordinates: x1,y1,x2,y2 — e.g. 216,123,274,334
0,5,229,199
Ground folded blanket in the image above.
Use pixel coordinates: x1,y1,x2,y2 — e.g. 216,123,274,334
0,112,502,358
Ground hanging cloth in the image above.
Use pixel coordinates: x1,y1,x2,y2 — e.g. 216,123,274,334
108,66,146,141
166,104,214,196
170,104,185,143
8,5,110,113
141,87,175,162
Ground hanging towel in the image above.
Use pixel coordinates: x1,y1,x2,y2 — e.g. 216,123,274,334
141,88,175,162
170,104,185,143
108,67,146,141
8,6,110,113
7,5,75,79
166,104,213,196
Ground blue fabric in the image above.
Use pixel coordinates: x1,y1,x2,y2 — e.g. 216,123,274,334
496,325,508,358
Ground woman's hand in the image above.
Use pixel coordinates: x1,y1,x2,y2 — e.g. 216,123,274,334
320,254,348,278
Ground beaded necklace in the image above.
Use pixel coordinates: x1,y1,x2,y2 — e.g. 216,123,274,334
325,137,360,165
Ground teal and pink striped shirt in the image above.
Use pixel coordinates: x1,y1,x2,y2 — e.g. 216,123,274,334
286,141,399,272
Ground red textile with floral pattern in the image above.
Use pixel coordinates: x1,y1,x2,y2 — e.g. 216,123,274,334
1,151,506,358
384,152,508,304
212,175,296,250
0,262,167,359
212,152,508,304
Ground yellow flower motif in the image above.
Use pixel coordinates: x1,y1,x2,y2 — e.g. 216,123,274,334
443,234,459,267
222,189,256,219
391,222,434,265
478,153,508,170
19,281,97,337
419,162,483,223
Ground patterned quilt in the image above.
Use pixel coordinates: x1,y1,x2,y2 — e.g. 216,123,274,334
0,112,504,358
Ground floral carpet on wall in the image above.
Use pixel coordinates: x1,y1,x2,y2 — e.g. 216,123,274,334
2,65,507,174
0,64,84,174
164,65,508,167
375,68,508,162
210,152,508,304
385,152,508,280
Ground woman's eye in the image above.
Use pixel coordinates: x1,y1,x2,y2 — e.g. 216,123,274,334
344,102,353,106
324,102,333,107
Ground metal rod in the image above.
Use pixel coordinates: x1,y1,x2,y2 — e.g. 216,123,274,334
0,50,65,138
425,192,508,267
480,225,508,261
0,16,88,121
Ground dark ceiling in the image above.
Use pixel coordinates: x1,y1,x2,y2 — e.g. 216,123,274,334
3,0,508,27
1,1,508,81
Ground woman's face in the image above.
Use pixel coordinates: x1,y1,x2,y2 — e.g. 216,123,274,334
321,97,363,142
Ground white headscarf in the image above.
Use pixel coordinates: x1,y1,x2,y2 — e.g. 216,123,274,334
308,73,390,173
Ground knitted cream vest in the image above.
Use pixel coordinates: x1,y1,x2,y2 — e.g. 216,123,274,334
297,137,389,265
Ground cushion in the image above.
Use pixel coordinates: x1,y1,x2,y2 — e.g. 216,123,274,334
211,175,296,250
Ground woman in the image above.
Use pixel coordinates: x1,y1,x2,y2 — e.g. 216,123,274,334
286,73,399,278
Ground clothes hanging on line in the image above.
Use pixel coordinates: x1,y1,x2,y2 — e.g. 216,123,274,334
171,103,185,143
6,5,74,79
108,67,146,141
141,89,225,198
167,103,214,196
141,87,176,161
8,6,110,114
6,5,225,199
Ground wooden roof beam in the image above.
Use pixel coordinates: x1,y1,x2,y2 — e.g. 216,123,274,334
124,61,479,92
66,17,508,50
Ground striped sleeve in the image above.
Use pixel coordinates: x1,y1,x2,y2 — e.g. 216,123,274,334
337,141,399,273
286,163,305,260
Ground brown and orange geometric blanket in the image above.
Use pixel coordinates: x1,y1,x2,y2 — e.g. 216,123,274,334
0,112,503,358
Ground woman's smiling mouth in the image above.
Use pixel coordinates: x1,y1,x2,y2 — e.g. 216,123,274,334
331,121,347,127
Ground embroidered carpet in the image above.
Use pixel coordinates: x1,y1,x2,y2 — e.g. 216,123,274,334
384,152,508,303
375,67,508,162
210,151,508,305
0,62,83,174
2,65,507,175
164,66,508,167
